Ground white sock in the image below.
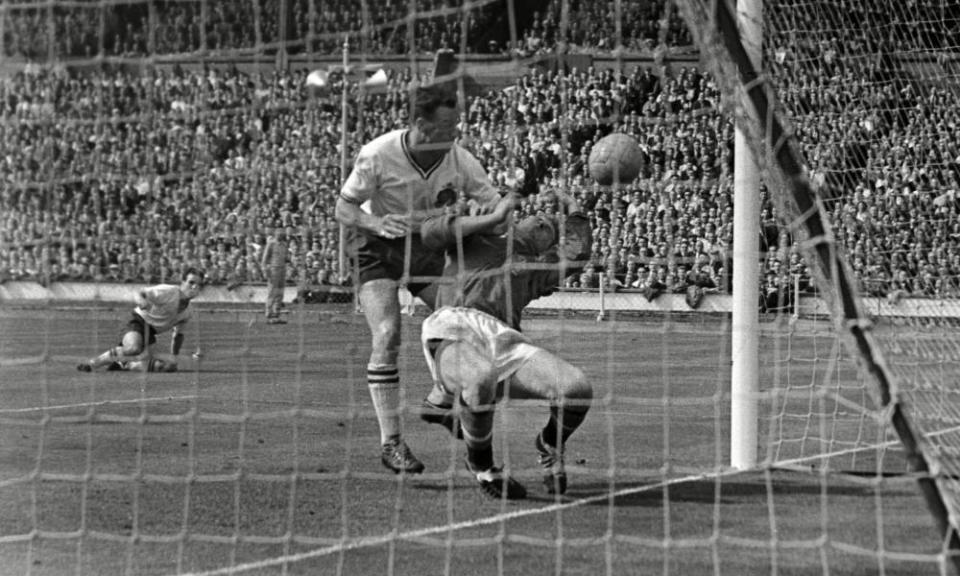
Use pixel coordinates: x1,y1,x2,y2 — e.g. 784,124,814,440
367,364,401,444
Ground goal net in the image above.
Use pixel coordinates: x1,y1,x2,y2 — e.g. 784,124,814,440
1,0,960,575
676,0,960,569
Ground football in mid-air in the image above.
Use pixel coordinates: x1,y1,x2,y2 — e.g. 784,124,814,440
587,133,644,185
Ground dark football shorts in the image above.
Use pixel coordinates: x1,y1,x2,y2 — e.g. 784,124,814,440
349,231,444,296
121,313,158,346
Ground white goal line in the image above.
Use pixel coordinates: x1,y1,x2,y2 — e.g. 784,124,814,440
0,395,198,414
169,467,759,576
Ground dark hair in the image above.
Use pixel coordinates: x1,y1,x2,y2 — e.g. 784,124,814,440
182,267,205,283
413,83,458,121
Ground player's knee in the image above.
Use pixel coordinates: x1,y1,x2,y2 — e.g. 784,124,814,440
437,343,495,409
365,306,402,364
450,356,497,408
563,366,593,403
370,337,400,365
460,378,497,411
123,344,145,357
121,333,145,356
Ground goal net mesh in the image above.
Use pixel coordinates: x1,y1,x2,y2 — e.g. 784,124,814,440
677,0,960,564
1,0,960,574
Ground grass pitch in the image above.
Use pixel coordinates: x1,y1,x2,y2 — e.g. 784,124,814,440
0,304,945,575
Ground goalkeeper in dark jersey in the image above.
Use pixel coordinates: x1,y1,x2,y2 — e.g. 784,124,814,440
418,191,593,500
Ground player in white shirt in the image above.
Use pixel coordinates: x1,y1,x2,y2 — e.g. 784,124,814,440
77,268,205,373
336,83,500,474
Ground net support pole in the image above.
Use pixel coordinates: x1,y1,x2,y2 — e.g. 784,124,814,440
597,272,606,322
730,0,762,470
338,36,349,285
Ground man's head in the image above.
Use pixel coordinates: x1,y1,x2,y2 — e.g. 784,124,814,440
410,84,460,153
515,213,591,261
515,215,557,255
180,268,205,300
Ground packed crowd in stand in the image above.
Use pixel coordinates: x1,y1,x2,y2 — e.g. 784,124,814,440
2,0,692,59
1,0,959,305
6,0,952,61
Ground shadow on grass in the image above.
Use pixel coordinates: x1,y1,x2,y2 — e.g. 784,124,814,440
576,470,895,508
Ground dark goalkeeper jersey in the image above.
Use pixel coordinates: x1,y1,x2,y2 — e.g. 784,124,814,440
420,214,589,331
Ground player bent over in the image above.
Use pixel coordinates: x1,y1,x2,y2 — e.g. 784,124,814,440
77,268,205,373
419,192,593,499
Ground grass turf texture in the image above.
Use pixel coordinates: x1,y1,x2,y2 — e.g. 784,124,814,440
0,305,945,575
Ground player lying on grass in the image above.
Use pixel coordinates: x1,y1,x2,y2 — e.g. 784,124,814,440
77,268,205,373
418,191,593,500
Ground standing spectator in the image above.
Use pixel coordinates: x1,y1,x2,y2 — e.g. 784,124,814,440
261,225,289,324
579,263,600,289
761,271,794,314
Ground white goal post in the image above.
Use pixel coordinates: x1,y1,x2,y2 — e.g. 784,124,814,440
675,0,960,570
729,0,762,471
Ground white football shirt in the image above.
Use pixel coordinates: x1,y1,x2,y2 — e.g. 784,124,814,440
340,129,498,219
135,284,193,333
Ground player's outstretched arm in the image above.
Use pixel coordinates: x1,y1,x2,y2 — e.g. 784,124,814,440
420,193,517,250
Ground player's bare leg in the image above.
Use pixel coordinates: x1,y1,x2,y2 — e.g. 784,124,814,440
78,331,145,372
410,285,460,434
124,357,178,372
436,340,526,499
420,340,463,438
425,386,454,407
510,349,593,495
360,279,424,474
